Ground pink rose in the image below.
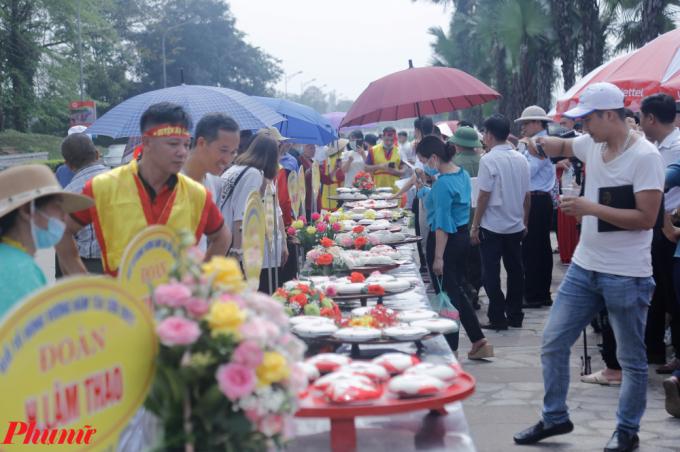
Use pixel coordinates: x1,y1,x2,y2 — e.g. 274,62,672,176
232,340,264,368
154,283,191,308
156,316,201,346
286,226,296,236
307,249,321,261
340,236,353,247
331,222,342,232
184,297,210,318
311,212,321,221
299,216,307,225
325,285,338,296
316,222,327,233
216,363,256,401
258,414,284,437
240,317,280,344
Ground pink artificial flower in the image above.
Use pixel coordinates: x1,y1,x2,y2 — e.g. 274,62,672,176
286,226,297,236
299,216,307,225
316,222,327,233
325,285,338,297
289,363,310,392
258,414,284,437
331,222,342,232
154,283,191,308
156,316,201,346
307,249,321,262
184,297,210,318
232,340,264,368
339,236,353,247
248,292,289,326
245,409,261,423
216,363,256,401
218,293,246,308
240,317,280,344
311,212,321,221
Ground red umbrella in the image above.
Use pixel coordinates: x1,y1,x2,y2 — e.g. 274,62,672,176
340,64,500,127
554,28,680,116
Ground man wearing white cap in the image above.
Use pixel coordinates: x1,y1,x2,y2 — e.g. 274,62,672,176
514,82,665,452
515,106,557,308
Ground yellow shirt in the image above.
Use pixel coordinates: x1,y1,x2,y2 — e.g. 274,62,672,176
369,143,401,191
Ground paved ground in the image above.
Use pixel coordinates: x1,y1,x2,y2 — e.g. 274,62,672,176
461,252,680,452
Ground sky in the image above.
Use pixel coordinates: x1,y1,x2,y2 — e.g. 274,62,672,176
227,0,452,102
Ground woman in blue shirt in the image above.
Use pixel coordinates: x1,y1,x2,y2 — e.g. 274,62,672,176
0,164,93,317
416,136,493,360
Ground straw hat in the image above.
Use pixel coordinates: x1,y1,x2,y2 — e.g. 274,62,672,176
0,165,94,218
327,139,349,156
257,127,289,142
514,105,553,123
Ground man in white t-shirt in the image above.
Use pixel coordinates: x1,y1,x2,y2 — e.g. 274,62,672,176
513,83,665,452
183,113,240,250
470,114,530,331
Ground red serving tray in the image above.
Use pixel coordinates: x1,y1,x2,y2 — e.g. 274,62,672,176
296,371,475,418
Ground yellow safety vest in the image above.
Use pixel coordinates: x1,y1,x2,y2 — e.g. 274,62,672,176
321,153,341,210
91,160,207,275
370,143,401,192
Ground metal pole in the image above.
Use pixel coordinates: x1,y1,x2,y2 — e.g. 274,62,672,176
272,191,280,289
77,0,84,100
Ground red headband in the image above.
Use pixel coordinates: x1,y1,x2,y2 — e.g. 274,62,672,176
143,124,190,138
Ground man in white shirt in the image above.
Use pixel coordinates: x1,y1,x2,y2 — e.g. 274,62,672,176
639,93,680,373
183,113,240,250
513,83,665,452
470,114,531,331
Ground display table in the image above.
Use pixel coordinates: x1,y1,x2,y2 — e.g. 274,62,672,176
292,244,476,452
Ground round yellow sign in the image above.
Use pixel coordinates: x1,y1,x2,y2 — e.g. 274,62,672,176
242,192,265,289
118,226,179,308
0,277,157,451
311,162,321,202
263,183,275,243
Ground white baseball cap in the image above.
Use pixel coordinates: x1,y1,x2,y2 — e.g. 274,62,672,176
564,82,625,119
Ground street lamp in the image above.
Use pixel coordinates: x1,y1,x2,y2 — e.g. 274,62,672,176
300,78,317,95
162,20,196,88
284,70,303,98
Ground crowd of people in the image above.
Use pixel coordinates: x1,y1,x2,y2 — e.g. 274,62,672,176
0,81,679,451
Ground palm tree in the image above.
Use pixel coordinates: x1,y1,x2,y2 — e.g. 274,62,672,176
550,0,579,89
604,0,679,50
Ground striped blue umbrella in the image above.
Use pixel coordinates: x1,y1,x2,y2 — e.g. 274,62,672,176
253,97,337,145
86,85,284,138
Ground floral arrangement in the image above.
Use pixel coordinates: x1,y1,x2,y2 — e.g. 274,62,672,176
147,232,306,451
305,245,347,276
335,225,372,250
353,171,375,195
286,213,341,253
341,305,397,328
273,282,341,323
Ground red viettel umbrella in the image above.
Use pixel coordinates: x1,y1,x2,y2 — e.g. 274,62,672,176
340,64,500,128
554,27,680,116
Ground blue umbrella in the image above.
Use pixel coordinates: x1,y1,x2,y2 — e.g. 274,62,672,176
86,85,284,138
253,97,338,145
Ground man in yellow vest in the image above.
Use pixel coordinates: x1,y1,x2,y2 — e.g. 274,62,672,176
56,102,230,276
365,126,404,191
319,139,348,210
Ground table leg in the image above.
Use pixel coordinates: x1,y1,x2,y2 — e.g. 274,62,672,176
415,340,424,355
330,417,357,452
377,296,383,305
350,344,360,358
360,297,367,307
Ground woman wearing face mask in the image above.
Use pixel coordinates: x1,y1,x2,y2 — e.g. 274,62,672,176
416,136,494,360
0,165,93,315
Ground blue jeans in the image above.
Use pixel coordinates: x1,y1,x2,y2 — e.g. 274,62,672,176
541,263,655,434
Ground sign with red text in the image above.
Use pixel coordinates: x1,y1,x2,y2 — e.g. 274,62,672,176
0,276,157,450
118,226,179,307
68,101,97,128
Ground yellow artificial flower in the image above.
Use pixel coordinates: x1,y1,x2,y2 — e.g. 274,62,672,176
256,351,290,386
202,256,244,291
364,209,377,220
206,301,245,336
291,220,304,229
305,226,317,235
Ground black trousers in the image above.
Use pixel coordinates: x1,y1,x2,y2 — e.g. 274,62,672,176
479,227,525,326
645,231,680,361
522,193,553,303
426,227,484,348
413,197,427,270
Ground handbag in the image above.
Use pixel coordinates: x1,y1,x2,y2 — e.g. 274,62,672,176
429,276,460,321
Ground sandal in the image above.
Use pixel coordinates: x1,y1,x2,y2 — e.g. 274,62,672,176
580,370,621,386
468,342,494,360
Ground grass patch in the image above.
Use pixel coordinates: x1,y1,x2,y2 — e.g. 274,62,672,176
0,129,65,160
